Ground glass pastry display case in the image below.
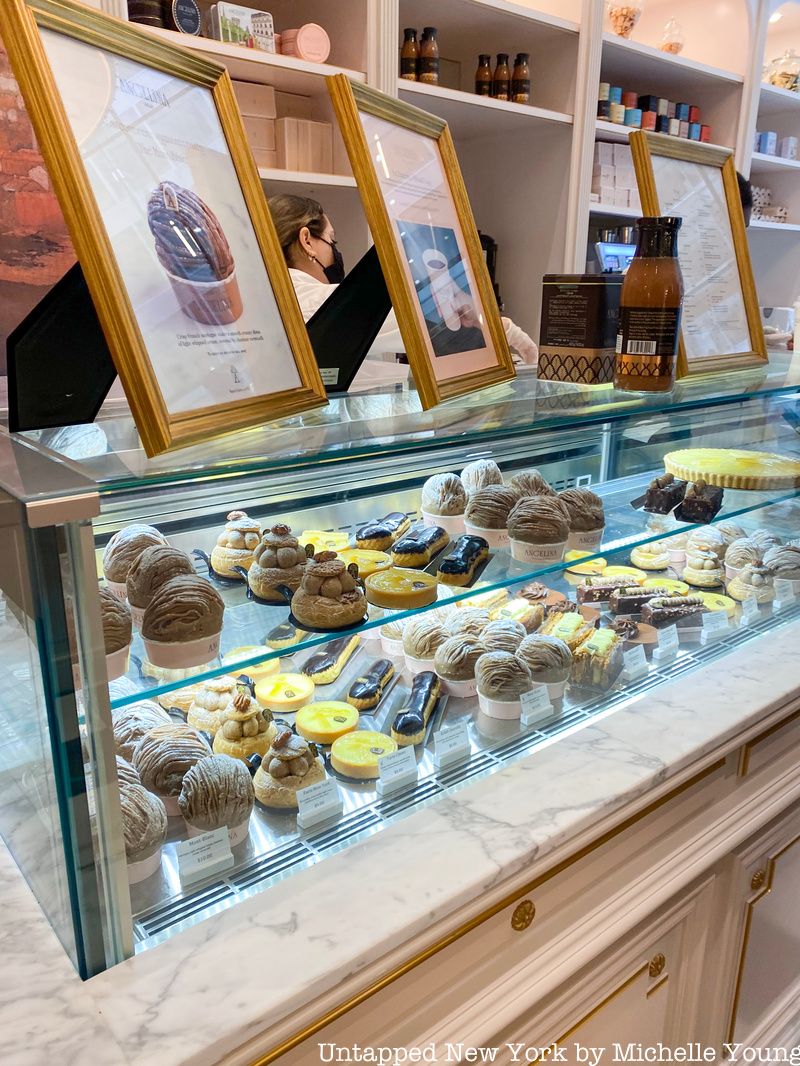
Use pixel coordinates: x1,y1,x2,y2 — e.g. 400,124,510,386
1,364,799,978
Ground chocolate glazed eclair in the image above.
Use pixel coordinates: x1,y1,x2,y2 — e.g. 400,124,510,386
356,513,411,551
391,525,449,567
300,634,360,685
390,671,441,746
436,535,489,586
348,658,395,711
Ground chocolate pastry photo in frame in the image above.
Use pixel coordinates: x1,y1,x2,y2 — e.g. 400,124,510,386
629,130,767,379
2,0,327,456
327,75,516,409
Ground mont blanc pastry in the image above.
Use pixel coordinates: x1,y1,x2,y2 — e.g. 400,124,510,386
434,636,485,696
751,529,783,553
436,535,489,586
508,496,570,564
686,527,726,560
476,651,532,719
403,616,449,665
347,659,394,710
330,730,397,779
247,524,309,601
356,512,411,551
724,537,762,577
364,567,438,609
682,548,724,588
763,544,800,580
113,701,171,761
186,675,240,736
212,687,276,761
445,606,490,637
210,510,261,577
100,588,132,679
480,618,526,653
390,671,441,745
461,458,503,494
141,575,224,668
464,486,518,546
716,522,747,548
517,634,572,690
727,564,774,604
301,634,360,684
120,783,168,882
291,552,367,630
558,487,605,551
509,469,554,498
103,524,168,595
421,473,467,520
630,541,669,571
295,702,359,744
133,723,210,813
253,727,325,808
179,753,254,844
391,525,449,567
126,545,195,626
116,755,140,788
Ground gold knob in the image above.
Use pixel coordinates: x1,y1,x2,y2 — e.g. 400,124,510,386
511,899,535,931
649,953,666,978
751,868,767,891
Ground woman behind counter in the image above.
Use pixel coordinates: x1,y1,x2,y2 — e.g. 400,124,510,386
268,194,537,387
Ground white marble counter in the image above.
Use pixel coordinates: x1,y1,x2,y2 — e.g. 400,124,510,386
2,618,799,1066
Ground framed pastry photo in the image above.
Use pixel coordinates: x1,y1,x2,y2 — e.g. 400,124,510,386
2,0,327,456
327,75,515,408
629,130,767,378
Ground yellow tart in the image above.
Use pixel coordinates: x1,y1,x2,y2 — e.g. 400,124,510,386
254,672,315,713
603,565,647,584
643,577,689,596
299,530,350,553
664,448,800,490
330,730,397,779
295,702,359,744
338,548,392,578
364,567,438,609
564,550,607,575
222,646,281,681
696,591,737,617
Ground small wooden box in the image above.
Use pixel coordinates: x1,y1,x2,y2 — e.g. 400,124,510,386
275,117,333,173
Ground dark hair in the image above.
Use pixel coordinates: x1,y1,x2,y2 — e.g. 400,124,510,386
268,194,327,265
737,171,753,214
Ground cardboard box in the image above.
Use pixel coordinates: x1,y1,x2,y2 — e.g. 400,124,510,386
592,183,615,202
252,147,278,170
275,90,313,119
594,142,614,165
614,166,636,189
232,81,276,118
276,117,333,173
592,164,615,183
538,274,622,384
212,3,275,52
613,188,630,206
613,143,632,165
243,115,276,151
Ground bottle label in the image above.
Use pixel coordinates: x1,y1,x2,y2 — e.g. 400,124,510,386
475,82,492,96
616,306,681,358
493,85,509,101
419,57,439,83
512,79,530,103
400,57,418,79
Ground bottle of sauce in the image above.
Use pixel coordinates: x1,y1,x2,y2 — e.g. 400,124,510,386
475,54,492,96
511,53,531,103
492,53,511,100
614,216,684,393
400,28,419,81
419,27,439,85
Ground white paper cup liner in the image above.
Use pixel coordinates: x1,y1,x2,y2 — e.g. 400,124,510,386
404,654,436,676
143,631,221,668
105,644,130,682
158,793,182,817
129,604,145,630
478,691,522,720
362,625,382,646
435,673,477,698
422,510,465,535
105,579,127,602
464,522,508,548
187,818,250,847
509,539,566,565
725,563,742,582
566,528,604,552
544,678,568,700
380,634,405,658
127,846,162,884
668,549,687,567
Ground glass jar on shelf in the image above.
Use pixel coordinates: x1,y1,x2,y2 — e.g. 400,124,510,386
659,17,684,55
606,0,643,39
767,49,800,92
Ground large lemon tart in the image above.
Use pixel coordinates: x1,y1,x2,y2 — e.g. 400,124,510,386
695,591,737,617
295,702,359,744
254,672,315,712
299,530,350,553
664,449,800,490
364,567,438,609
643,577,689,596
330,730,398,779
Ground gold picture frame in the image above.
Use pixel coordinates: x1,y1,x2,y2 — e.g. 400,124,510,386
2,0,327,456
327,75,515,408
629,131,767,378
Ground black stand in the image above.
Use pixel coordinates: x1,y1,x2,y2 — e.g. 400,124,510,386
7,246,392,432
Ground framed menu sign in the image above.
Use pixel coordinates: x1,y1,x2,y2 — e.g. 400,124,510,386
327,75,515,408
3,0,326,456
630,131,767,378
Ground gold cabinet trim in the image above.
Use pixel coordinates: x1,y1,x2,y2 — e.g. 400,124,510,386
726,829,800,1043
249,759,725,1065
737,707,800,777
647,974,669,998
511,900,536,931
649,952,666,978
553,963,650,1046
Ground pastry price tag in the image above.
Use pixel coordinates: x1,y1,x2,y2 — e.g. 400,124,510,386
376,745,419,795
434,721,471,770
773,578,798,611
296,779,343,829
740,596,761,626
177,827,234,886
520,684,554,727
652,624,679,662
621,644,649,682
700,610,729,644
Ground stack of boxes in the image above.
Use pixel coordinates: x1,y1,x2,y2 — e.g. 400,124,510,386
750,184,790,224
598,83,712,142
753,130,798,159
232,80,334,173
590,142,642,212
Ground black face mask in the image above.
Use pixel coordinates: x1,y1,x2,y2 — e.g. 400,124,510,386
319,237,345,284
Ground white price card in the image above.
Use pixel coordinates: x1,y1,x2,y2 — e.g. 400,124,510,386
773,578,798,607
296,779,343,829
621,643,649,681
520,684,553,727
434,721,471,770
377,745,418,796
177,826,234,886
700,609,729,644
740,597,761,625
652,624,679,663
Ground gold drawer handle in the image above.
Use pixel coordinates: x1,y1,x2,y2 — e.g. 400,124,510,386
511,899,536,931
751,868,767,891
649,953,666,978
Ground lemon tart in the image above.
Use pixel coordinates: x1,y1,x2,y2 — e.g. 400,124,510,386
364,567,438,609
254,672,315,713
295,702,359,744
299,530,350,554
664,448,800,490
222,647,280,681
338,548,392,578
330,730,398,779
564,550,607,575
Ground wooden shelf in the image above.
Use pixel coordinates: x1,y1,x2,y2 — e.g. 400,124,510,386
749,219,800,232
600,33,743,94
143,27,366,93
258,169,357,188
758,83,800,117
398,79,572,138
750,152,800,176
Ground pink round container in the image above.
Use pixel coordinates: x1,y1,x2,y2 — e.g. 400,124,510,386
404,654,435,676
280,24,330,63
509,539,566,565
106,644,131,682
127,846,162,885
435,673,477,698
380,633,405,659
158,793,182,817
464,522,508,548
668,549,687,568
105,579,127,602
566,528,604,552
143,630,221,669
129,604,145,630
725,563,742,582
422,510,465,535
187,818,250,847
477,690,523,720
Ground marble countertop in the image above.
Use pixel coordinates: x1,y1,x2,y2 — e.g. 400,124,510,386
2,618,799,1066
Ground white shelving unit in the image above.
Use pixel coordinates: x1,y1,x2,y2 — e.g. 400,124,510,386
397,79,572,136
